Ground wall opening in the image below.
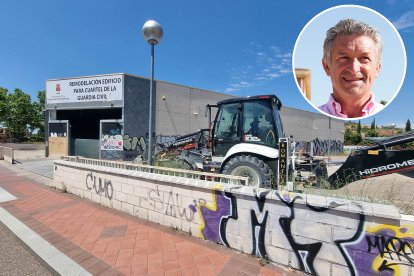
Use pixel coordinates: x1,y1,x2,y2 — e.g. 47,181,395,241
56,108,122,158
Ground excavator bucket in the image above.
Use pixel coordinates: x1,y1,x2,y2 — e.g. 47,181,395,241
328,132,414,189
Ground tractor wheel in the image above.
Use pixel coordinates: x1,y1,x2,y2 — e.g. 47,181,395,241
222,155,274,189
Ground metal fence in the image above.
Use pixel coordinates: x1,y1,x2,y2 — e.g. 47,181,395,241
60,156,249,186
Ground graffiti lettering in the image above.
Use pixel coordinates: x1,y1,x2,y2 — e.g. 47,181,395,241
277,194,324,274
312,138,343,156
193,189,388,276
367,236,414,263
86,172,113,199
148,186,195,221
123,135,147,152
189,185,236,245
295,139,344,156
250,191,271,259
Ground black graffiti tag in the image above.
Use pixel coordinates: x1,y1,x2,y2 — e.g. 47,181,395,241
86,172,113,199
366,235,414,271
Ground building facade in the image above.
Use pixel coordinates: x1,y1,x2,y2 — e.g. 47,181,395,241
45,73,344,160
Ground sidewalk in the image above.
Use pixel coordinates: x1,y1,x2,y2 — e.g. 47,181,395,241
0,162,297,276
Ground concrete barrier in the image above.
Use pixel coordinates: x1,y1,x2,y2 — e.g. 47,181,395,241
0,146,14,164
52,158,414,276
0,143,45,150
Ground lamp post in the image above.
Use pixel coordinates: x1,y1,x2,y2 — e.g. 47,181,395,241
142,20,163,165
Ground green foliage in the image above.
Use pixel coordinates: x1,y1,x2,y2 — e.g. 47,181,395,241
357,120,361,134
406,119,411,132
32,90,46,137
344,128,362,145
371,118,376,130
366,129,378,137
0,87,45,141
0,87,8,123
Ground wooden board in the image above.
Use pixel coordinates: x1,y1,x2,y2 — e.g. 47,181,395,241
48,137,68,157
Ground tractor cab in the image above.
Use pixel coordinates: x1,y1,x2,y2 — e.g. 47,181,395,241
212,95,284,157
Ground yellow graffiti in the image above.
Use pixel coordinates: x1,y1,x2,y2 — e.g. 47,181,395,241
367,224,414,275
195,184,223,239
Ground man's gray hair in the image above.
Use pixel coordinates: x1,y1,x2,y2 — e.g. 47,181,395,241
323,19,383,65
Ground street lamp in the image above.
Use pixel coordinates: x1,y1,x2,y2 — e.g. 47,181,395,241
142,20,163,165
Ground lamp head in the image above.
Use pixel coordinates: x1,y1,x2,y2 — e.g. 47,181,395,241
142,20,163,45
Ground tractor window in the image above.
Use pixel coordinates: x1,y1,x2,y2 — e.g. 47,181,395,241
214,103,240,139
242,101,277,148
272,105,284,140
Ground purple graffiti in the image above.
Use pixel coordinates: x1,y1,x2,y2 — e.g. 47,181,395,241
190,189,232,244
345,226,414,275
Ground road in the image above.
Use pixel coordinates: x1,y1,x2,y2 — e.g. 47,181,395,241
0,222,52,276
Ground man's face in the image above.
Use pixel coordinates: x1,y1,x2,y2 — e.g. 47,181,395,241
322,34,381,100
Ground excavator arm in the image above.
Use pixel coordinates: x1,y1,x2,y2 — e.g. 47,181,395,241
328,131,414,189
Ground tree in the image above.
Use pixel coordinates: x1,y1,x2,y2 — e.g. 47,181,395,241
6,89,36,140
0,87,8,124
0,88,45,142
406,119,411,132
32,90,46,138
371,118,376,130
344,128,362,145
367,129,378,137
344,128,353,145
357,120,362,134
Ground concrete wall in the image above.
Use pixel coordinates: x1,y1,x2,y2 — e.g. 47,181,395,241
0,143,45,150
0,146,14,163
155,82,232,136
281,108,344,155
53,160,413,276
281,107,344,142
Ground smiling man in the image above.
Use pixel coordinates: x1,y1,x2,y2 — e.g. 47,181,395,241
319,19,384,118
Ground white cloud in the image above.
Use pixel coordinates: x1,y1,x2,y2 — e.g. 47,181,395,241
222,43,292,93
393,11,414,30
223,81,259,93
223,87,239,93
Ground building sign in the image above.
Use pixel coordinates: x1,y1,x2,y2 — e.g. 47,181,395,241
46,74,123,105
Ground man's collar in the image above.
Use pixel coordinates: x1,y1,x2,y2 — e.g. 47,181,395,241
325,93,382,118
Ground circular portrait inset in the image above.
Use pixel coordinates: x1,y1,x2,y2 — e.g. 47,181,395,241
293,5,406,120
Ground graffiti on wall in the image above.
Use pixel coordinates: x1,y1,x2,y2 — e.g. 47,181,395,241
295,139,343,156
312,138,343,156
189,185,235,244
86,172,113,199
190,187,413,275
345,224,414,275
123,134,147,160
146,185,195,221
123,134,147,152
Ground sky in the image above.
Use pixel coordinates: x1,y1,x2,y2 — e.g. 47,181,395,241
0,0,413,128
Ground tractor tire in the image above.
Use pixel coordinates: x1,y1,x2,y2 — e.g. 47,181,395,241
222,155,274,189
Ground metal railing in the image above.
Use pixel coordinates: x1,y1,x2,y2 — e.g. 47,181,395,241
0,146,14,164
60,156,249,186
